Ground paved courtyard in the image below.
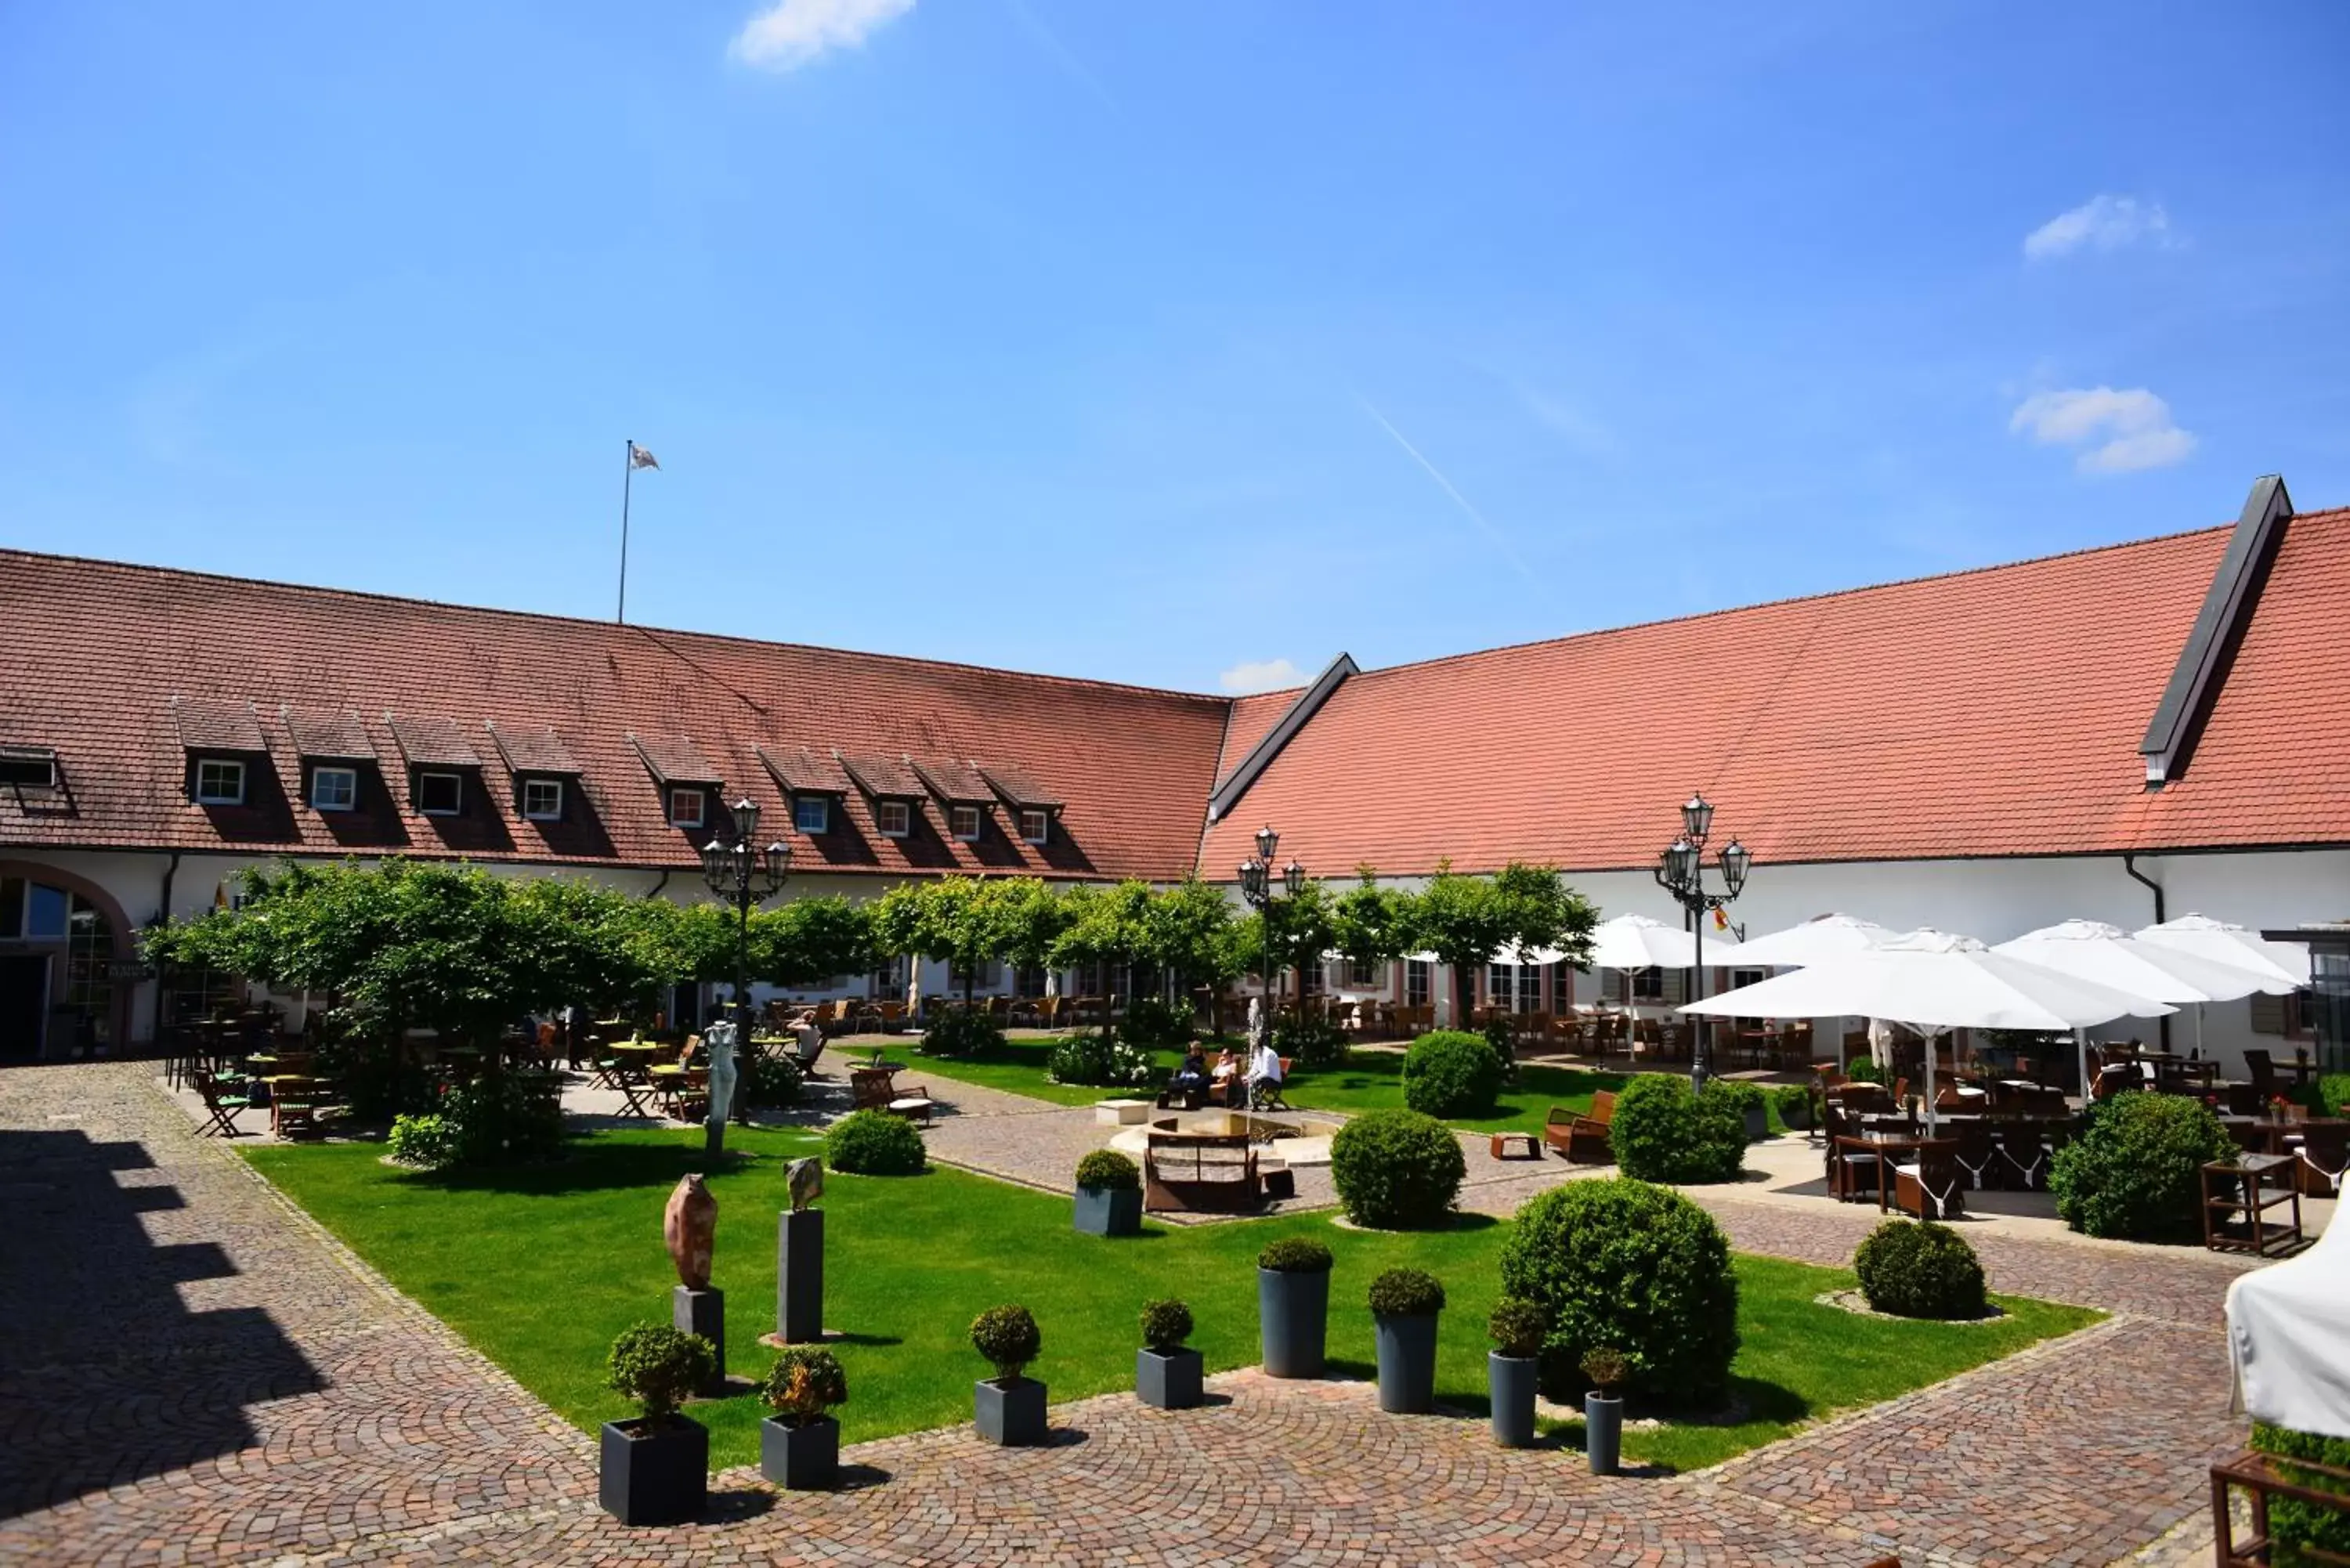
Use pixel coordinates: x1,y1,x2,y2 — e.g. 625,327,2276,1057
0,1060,2283,1566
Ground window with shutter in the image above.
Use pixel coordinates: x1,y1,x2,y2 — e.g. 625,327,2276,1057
2250,993,2287,1035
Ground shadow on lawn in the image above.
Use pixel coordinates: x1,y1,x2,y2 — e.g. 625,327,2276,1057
398,1133,854,1199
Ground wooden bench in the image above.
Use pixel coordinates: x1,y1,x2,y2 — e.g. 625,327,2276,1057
1144,1132,1260,1213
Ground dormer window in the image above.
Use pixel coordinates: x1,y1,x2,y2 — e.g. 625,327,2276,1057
877,800,910,837
310,766,358,812
793,795,830,833
950,804,982,841
193,758,247,806
1021,808,1050,845
669,786,706,829
521,778,565,822
417,771,464,816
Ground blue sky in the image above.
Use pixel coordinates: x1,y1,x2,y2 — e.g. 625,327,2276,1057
5,3,2346,694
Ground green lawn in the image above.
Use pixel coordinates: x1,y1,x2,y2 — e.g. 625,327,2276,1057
898,1033,1633,1132
247,1125,2097,1474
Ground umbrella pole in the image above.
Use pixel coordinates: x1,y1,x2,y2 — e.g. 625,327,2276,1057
2075,1027,2088,1106
1923,1027,1937,1133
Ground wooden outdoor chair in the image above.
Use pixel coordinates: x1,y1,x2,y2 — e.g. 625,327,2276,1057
1951,1121,2001,1190
190,1068,255,1138
1890,1137,1965,1220
2292,1122,2348,1197
1546,1092,1616,1164
1997,1125,2051,1191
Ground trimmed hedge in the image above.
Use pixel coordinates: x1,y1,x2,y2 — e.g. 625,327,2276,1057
1401,1031,1506,1119
1121,996,1195,1050
1275,1014,1350,1071
1368,1267,1447,1317
920,1005,1004,1059
1329,1107,1467,1230
2052,1092,2236,1242
1499,1177,1740,1406
823,1109,927,1175
1074,1149,1141,1190
1610,1074,1747,1183
1046,1031,1159,1088
1853,1219,1988,1320
2251,1422,2350,1559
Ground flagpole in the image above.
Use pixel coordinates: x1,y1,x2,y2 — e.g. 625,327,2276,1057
616,438,634,623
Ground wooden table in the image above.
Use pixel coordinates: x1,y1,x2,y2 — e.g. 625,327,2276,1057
2201,1154,2302,1256
1833,1133,1933,1209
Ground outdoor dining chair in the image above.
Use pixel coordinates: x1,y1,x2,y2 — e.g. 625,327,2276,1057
1890,1138,1965,1220
2294,1122,2348,1197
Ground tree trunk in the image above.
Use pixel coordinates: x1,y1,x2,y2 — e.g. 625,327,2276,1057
1453,963,1475,1032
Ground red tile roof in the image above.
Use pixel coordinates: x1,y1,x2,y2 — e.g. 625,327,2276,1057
757,746,851,796
1201,513,2350,876
385,714,483,771
978,762,1063,812
282,708,378,763
0,551,1228,880
488,724,581,775
839,753,927,800
630,734,725,788
909,756,992,804
171,697,269,753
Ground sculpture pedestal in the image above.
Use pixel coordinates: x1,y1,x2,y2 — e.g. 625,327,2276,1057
672,1285,726,1395
777,1209,824,1344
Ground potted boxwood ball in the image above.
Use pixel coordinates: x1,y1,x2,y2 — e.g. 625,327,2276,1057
1368,1267,1446,1414
600,1323,716,1525
758,1345,848,1490
1775,1084,1812,1133
1256,1237,1334,1378
971,1303,1047,1446
1582,1346,1629,1476
1073,1149,1144,1237
1486,1296,1546,1447
1135,1297,1202,1410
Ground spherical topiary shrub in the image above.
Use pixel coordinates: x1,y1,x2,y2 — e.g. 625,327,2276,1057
1401,1031,1506,1118
1853,1219,1989,1320
1367,1266,1447,1317
1257,1236,1334,1273
2051,1091,2237,1242
1139,1298,1193,1352
1499,1177,1740,1406
1609,1074,1747,1183
760,1345,848,1424
1488,1296,1547,1358
607,1322,716,1425
920,1005,1005,1059
823,1108,927,1175
970,1303,1041,1381
1075,1149,1141,1190
1330,1107,1467,1230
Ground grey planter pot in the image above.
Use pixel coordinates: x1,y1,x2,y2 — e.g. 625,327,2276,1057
1778,1096,1810,1131
1743,1104,1770,1143
1488,1352,1538,1447
1258,1267,1330,1378
1074,1184,1143,1237
974,1376,1048,1446
599,1414,707,1526
1136,1346,1203,1409
1374,1313,1440,1414
758,1414,838,1490
1585,1393,1624,1476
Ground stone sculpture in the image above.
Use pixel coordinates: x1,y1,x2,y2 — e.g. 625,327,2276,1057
663,1172,718,1291
705,1019,740,1142
786,1156,824,1213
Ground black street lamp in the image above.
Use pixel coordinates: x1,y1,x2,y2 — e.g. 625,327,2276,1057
1236,825,1307,1035
700,796,791,1154
1652,792,1752,1093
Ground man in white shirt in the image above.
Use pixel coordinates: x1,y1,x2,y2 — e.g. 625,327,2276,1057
1247,1040,1283,1108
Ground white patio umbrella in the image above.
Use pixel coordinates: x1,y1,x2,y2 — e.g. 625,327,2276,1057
1680,930,2175,1128
1582,914,1701,1032
1705,912,1900,969
1994,919,2285,1091
2133,914,2308,992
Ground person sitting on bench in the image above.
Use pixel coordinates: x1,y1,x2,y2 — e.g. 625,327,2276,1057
1167,1046,1210,1097
1209,1046,1241,1103
1247,1040,1284,1109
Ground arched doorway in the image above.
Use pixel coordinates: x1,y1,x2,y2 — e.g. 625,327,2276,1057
0,866,134,1061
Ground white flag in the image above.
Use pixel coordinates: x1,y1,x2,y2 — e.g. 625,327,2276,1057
629,443,660,470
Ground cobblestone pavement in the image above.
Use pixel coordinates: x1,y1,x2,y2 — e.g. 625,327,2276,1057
2,1062,2267,1566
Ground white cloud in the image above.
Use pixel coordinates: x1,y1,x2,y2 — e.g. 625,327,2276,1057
1217,658,1306,695
2008,386,2196,474
730,0,914,71
2023,194,2169,261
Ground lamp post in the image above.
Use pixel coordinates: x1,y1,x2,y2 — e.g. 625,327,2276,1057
700,797,792,1154
1236,825,1307,1038
1652,792,1752,1093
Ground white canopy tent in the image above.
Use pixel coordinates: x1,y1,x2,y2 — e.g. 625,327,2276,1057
2227,1212,2350,1440
1679,930,2175,1128
2134,913,2310,992
1701,912,1900,969
1994,919,2287,1093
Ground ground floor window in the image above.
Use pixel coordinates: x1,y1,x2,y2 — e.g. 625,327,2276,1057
1630,966,1666,1003
1405,959,1430,1009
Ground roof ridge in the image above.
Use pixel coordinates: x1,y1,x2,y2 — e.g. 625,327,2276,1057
1348,520,2249,682
0,546,1235,709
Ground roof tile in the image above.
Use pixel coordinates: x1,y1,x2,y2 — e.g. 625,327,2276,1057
172,697,269,753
